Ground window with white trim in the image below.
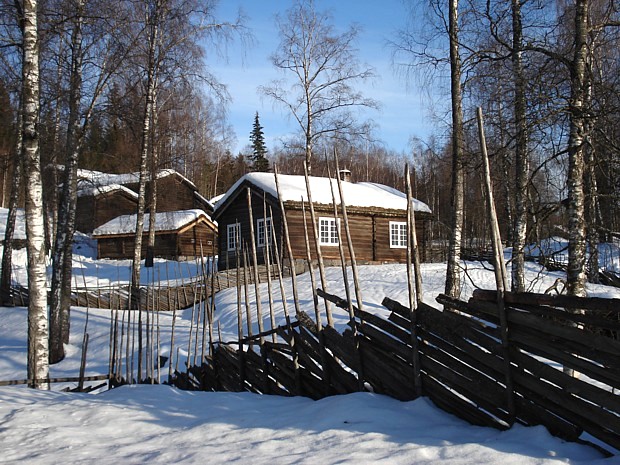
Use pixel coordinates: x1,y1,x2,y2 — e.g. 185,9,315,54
256,217,272,248
227,223,241,251
389,221,407,248
318,217,339,246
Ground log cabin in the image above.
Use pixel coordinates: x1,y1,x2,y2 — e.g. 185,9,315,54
76,168,213,219
212,172,432,271
92,209,218,260
75,184,138,233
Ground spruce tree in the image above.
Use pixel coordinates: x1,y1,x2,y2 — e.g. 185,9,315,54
249,112,269,172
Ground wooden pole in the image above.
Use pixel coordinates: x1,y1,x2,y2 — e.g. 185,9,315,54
273,167,302,318
303,161,334,327
405,165,424,303
235,237,245,391
301,198,331,395
246,187,265,344
405,163,422,398
327,153,364,390
242,247,253,342
263,194,277,343
477,106,515,421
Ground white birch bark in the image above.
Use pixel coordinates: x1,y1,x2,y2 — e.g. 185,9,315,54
566,0,589,297
444,0,465,299
22,0,49,389
131,7,159,293
510,0,529,293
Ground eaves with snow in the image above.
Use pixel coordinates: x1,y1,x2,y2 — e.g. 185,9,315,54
213,173,432,215
92,209,216,238
76,183,139,199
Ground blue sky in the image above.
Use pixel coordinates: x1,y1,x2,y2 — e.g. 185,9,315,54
211,0,437,155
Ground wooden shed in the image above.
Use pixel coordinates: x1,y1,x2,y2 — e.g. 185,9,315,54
75,184,138,233
92,209,218,260
212,173,432,271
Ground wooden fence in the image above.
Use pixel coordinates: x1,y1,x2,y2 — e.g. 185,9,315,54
6,264,288,311
173,289,620,456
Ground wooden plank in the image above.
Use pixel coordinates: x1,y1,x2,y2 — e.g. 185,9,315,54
420,344,511,423
510,327,620,388
510,348,620,413
511,365,620,450
382,296,411,320
421,374,508,430
417,305,503,357
507,310,620,364
357,321,413,363
278,330,324,382
266,349,298,392
356,308,411,343
514,395,582,442
302,329,359,394
321,325,361,372
474,289,620,314
358,337,416,400
503,300,620,332
417,325,505,378
437,293,502,326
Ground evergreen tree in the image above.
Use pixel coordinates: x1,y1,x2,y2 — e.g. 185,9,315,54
249,112,269,172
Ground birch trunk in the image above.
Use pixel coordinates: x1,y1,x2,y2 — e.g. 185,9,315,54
444,0,465,299
147,94,159,255
510,0,529,293
0,110,22,304
131,11,159,293
50,0,86,363
566,0,589,297
22,0,49,389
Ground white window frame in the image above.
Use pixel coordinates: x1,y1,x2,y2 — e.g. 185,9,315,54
256,217,272,248
389,221,408,249
318,217,339,246
227,223,241,251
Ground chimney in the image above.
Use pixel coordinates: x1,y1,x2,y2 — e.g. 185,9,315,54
338,169,352,183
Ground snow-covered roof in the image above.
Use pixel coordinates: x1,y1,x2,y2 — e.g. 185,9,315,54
214,173,431,213
77,183,139,199
194,191,215,211
93,209,213,237
77,168,197,190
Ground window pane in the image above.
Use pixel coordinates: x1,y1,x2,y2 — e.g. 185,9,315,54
319,218,338,245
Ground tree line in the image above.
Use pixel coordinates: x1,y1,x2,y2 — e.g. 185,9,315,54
393,0,619,298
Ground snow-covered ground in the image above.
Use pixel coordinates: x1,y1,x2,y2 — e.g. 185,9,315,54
1,241,620,464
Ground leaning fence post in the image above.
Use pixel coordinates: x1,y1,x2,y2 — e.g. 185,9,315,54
405,164,422,398
477,107,515,421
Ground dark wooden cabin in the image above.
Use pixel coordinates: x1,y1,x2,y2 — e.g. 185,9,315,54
212,173,432,271
93,209,218,260
121,169,213,214
75,185,138,233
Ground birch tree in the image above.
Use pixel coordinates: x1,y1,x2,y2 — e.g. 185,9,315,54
0,2,24,304
49,0,87,363
565,0,590,297
48,0,132,362
444,0,465,298
21,0,49,389
505,0,529,292
261,0,378,174
128,0,244,294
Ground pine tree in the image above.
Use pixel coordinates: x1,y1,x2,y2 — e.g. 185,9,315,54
249,112,269,172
